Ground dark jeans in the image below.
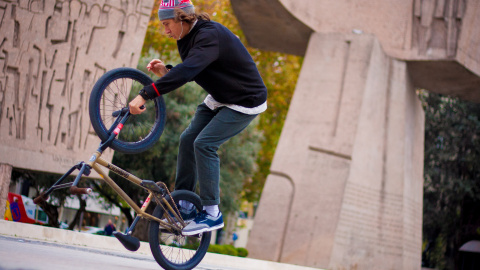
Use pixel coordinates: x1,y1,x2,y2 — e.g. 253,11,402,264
175,103,257,206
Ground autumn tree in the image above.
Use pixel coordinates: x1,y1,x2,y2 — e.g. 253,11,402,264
143,0,303,203
98,0,303,241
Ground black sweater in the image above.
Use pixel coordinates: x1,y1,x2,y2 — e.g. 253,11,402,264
143,19,267,108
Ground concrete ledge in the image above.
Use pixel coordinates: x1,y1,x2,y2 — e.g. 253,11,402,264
0,219,151,254
230,0,313,56
0,220,320,270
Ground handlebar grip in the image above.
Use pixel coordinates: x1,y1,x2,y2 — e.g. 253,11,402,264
33,192,49,205
70,186,93,195
112,105,145,117
112,107,129,117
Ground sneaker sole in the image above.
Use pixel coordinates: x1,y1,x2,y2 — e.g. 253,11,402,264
162,217,195,223
182,223,224,236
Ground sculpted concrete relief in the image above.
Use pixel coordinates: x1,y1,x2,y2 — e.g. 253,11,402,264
413,0,465,57
233,0,480,100
0,0,153,174
277,0,467,58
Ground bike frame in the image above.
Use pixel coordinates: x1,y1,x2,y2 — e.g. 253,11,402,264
88,150,182,231
34,108,185,233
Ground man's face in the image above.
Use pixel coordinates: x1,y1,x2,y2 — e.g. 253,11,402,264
162,19,183,39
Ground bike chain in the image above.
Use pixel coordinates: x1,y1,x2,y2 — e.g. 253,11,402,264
154,181,186,230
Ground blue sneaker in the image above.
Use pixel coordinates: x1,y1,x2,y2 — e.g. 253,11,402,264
182,210,224,235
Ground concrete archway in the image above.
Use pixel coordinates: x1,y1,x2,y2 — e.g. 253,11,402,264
231,0,480,269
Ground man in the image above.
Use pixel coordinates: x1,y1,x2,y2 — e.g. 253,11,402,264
129,0,267,235
104,219,116,236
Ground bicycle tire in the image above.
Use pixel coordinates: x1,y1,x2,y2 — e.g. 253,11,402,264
149,190,211,270
89,67,166,154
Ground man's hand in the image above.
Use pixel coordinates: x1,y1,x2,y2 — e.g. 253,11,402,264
147,59,169,77
129,95,147,115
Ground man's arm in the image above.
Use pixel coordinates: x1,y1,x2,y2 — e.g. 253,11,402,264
142,28,220,98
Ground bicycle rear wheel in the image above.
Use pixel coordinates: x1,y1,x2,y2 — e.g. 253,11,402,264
89,67,166,154
149,190,211,270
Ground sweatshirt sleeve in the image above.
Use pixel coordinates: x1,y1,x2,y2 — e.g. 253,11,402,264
143,28,219,98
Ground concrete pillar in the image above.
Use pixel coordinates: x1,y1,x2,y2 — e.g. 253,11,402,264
247,173,294,261
0,163,13,217
247,33,425,270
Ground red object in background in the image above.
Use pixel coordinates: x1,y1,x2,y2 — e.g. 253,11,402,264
7,193,37,224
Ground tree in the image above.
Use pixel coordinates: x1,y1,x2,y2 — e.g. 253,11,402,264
143,0,303,204
67,194,86,230
135,1,303,242
420,91,480,270
10,169,64,227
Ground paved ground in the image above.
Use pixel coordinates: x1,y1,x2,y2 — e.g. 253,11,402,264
0,235,161,270
0,220,321,270
0,235,229,270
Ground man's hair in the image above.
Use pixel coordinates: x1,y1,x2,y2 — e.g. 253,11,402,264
174,8,210,24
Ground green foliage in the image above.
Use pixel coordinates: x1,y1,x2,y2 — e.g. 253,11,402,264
420,91,480,269
94,51,206,233
143,1,303,203
218,119,262,213
9,0,300,236
112,51,204,189
207,244,223,254
236,247,249,257
97,0,303,234
244,53,302,202
222,245,238,256
108,49,262,218
207,244,247,257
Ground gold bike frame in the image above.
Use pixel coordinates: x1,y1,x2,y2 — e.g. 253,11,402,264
86,151,184,231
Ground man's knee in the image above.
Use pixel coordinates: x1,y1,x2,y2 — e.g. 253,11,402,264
193,138,217,154
180,130,196,147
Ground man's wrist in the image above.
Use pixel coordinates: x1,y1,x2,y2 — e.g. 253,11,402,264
139,88,150,100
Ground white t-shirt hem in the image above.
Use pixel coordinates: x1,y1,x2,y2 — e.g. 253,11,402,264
203,94,267,115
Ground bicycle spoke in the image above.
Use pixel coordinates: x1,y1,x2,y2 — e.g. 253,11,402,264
89,67,165,154
156,232,204,264
98,77,158,145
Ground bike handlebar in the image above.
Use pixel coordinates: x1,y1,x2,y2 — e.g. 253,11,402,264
70,186,93,195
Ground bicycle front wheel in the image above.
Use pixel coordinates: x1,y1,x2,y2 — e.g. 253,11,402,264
149,190,211,270
88,67,166,154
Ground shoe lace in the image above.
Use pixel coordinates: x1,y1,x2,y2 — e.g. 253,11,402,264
194,210,209,221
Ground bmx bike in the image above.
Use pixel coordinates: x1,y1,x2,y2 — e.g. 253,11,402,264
34,67,210,270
